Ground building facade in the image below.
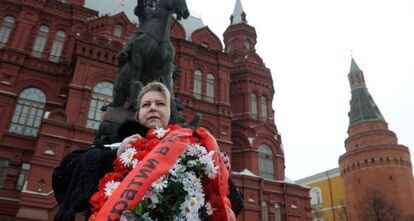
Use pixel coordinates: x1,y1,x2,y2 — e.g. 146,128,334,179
0,0,311,220
339,59,414,221
296,168,348,221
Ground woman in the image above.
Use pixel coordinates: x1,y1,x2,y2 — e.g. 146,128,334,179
53,82,243,221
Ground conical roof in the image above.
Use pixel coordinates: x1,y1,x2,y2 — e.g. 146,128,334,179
347,58,385,125
350,58,362,73
231,0,247,24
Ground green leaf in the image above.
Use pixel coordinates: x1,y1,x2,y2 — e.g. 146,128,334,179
133,204,144,215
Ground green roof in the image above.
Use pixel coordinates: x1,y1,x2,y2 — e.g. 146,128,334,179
350,58,362,73
348,87,385,125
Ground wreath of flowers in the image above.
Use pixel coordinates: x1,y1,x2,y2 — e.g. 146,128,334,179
88,125,225,221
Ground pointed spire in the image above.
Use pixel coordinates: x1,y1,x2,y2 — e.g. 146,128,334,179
347,58,385,126
230,0,248,24
348,58,366,90
350,57,362,73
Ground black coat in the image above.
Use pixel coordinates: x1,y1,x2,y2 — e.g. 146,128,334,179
52,121,244,221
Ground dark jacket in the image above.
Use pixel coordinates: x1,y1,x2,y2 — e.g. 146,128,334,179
52,121,244,221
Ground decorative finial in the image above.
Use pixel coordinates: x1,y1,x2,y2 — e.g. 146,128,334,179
114,0,126,13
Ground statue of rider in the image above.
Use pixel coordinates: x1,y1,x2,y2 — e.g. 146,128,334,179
117,0,155,67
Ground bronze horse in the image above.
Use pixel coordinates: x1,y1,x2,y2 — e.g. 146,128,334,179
110,0,190,123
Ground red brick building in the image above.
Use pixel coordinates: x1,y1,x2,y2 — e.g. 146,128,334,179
339,59,414,220
0,0,311,220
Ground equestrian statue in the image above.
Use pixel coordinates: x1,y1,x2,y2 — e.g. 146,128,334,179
111,0,189,119
97,0,197,139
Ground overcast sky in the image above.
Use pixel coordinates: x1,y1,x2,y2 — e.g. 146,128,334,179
85,0,414,180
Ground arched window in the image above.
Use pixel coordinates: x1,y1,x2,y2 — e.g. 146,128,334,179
114,24,123,37
0,16,15,48
31,25,49,58
261,96,268,120
245,39,251,50
261,201,269,221
258,144,274,179
251,93,257,119
49,30,66,62
193,69,202,99
310,187,323,206
205,73,214,102
274,203,281,221
9,88,46,136
86,82,113,130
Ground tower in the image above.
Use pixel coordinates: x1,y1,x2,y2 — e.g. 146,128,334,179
339,58,414,220
223,0,257,56
224,0,284,181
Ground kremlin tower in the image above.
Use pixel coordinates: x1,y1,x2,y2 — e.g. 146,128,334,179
339,58,414,220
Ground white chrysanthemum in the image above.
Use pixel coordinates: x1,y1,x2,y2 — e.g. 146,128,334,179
119,148,137,166
169,160,185,177
186,143,207,157
205,202,214,215
151,176,168,192
187,195,204,212
146,190,159,209
186,160,198,168
204,162,219,179
153,127,170,139
104,180,121,197
200,151,219,179
181,174,202,196
179,200,193,217
194,191,205,206
199,150,214,165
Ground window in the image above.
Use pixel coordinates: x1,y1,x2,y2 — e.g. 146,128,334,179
0,16,15,48
261,201,269,221
251,93,257,119
114,24,123,37
86,82,113,130
245,39,251,50
205,73,214,102
259,144,274,179
0,159,9,186
49,30,66,62
310,187,323,206
9,88,46,136
31,25,49,57
261,96,268,120
193,69,202,99
275,203,281,221
16,163,31,190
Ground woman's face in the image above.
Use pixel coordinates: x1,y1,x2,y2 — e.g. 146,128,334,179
138,91,170,129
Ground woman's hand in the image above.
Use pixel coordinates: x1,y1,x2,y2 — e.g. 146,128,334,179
220,151,231,171
117,134,142,157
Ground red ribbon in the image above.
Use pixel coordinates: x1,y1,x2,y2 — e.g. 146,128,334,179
196,128,236,221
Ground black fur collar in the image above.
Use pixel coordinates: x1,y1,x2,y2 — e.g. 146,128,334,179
117,120,150,140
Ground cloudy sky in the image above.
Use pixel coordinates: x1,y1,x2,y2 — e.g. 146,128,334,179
85,0,414,180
